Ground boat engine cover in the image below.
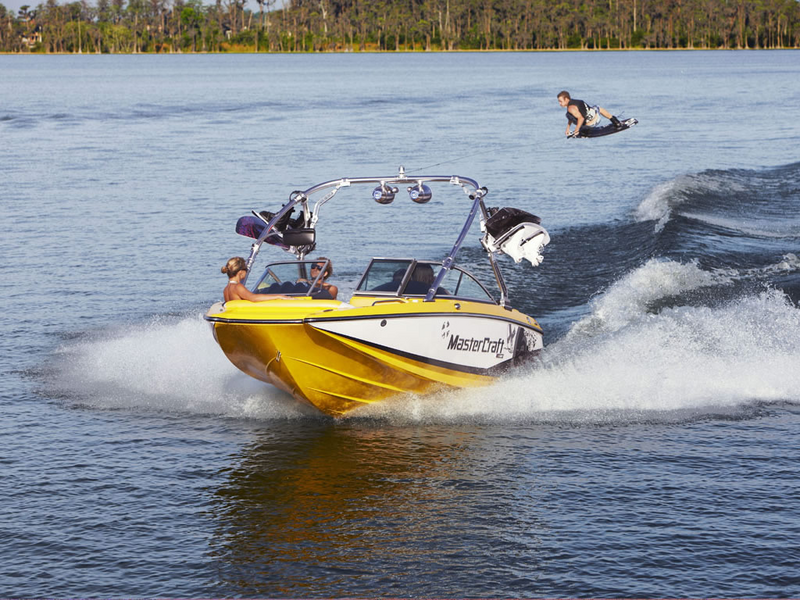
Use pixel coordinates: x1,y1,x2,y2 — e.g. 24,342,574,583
498,224,550,266
485,207,541,238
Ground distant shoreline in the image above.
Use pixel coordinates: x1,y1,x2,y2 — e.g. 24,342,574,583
6,0,797,55
3,47,799,56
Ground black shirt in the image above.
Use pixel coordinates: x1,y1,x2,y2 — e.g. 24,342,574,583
566,98,590,124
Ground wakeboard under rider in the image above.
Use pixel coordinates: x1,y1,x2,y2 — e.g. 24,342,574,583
557,90,637,138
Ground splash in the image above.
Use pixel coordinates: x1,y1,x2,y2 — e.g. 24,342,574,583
45,314,315,419
566,258,736,337
633,171,742,230
543,288,800,409
351,288,800,424
634,163,800,236
43,272,800,425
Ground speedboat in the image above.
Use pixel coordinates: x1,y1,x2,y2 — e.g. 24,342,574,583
205,167,550,416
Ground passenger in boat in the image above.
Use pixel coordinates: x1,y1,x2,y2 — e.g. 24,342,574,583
409,263,451,296
222,257,289,302
305,257,338,300
412,263,434,285
405,263,435,294
557,90,622,137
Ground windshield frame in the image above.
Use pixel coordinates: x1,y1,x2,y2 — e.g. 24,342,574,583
249,259,330,296
353,258,497,303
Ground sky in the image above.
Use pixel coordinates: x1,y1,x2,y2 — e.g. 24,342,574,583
4,0,29,13
2,0,280,18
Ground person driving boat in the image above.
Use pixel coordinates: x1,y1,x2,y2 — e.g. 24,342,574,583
303,257,338,300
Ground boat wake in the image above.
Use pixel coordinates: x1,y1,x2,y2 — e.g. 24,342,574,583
41,161,800,424
43,276,800,425
351,276,800,424
634,161,800,235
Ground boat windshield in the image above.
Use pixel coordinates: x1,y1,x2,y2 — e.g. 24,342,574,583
356,259,413,294
355,258,495,302
249,260,330,297
435,266,496,302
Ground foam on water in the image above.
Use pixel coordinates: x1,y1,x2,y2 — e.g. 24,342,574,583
46,314,314,419
353,263,800,424
565,258,736,337
634,164,800,237
633,172,742,230
45,261,800,425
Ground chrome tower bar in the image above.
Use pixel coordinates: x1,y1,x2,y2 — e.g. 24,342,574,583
242,167,509,305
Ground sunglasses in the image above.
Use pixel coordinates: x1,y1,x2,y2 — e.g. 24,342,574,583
311,264,324,271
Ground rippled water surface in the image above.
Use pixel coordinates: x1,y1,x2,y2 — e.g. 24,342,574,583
2,51,800,597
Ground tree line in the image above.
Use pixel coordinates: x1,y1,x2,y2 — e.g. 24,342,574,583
1,0,799,53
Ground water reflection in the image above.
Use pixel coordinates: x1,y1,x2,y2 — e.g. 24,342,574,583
207,420,546,596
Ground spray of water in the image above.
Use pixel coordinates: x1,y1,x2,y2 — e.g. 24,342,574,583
46,314,314,419
45,261,800,424
633,166,800,238
633,172,740,230
353,262,800,423
565,258,736,338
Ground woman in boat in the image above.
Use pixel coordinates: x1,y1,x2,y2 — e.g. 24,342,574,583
306,257,338,300
402,263,435,294
222,257,289,302
411,263,434,285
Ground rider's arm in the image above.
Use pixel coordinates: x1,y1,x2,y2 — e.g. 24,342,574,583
232,283,288,302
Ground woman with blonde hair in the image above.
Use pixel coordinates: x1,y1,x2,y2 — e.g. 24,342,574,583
221,257,287,302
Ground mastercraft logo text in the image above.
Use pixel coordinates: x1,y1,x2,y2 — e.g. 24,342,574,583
447,334,505,356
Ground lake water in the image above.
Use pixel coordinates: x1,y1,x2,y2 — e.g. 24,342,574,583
1,51,800,597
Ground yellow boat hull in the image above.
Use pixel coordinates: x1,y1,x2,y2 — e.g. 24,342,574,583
206,297,542,416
